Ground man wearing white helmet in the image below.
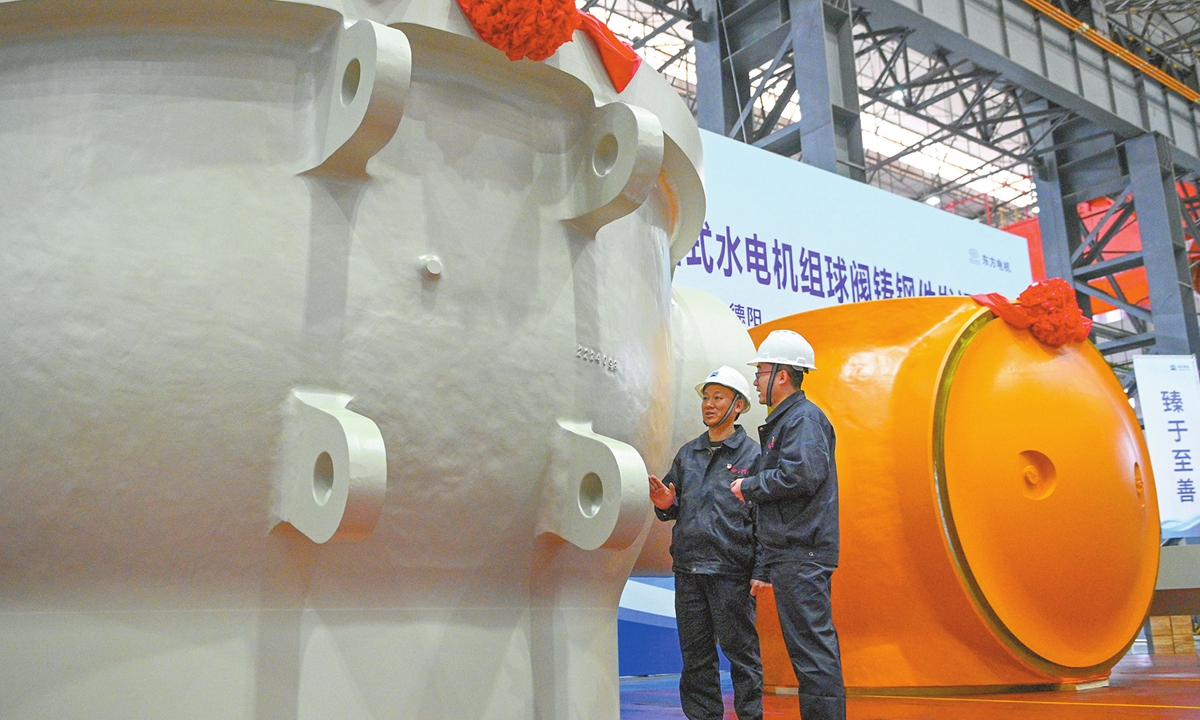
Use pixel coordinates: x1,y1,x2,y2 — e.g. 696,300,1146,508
648,366,763,720
730,329,845,720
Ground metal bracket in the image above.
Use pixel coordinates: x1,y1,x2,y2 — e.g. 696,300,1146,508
305,19,412,178
564,102,665,236
274,389,387,543
537,420,649,551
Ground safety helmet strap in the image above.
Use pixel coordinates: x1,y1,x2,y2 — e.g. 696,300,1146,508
703,383,745,429
765,363,780,408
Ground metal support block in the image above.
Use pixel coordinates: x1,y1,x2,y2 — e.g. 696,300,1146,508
1149,544,1200,615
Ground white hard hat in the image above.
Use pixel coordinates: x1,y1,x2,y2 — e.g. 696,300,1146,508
694,365,753,402
748,329,816,371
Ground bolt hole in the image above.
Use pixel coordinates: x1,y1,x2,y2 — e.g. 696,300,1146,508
313,451,334,505
1134,462,1145,507
341,58,361,107
592,134,618,178
1019,450,1057,500
579,472,603,518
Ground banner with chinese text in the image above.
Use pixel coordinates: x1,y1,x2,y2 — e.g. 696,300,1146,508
1133,355,1200,538
673,131,1034,326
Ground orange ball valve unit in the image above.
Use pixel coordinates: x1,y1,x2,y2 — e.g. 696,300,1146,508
748,297,1160,692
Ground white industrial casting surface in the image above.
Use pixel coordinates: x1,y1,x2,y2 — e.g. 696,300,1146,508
0,1,751,718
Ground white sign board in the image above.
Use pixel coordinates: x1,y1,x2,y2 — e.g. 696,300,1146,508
674,131,1034,326
1133,355,1200,538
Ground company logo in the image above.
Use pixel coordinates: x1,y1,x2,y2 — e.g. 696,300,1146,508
971,250,1012,272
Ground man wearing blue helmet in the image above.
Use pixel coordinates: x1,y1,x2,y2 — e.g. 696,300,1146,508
730,329,845,720
649,366,763,720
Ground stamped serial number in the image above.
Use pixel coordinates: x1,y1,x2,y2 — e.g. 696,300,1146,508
576,344,619,373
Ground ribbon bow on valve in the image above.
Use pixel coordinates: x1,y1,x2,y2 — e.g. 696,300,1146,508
971,278,1094,347
455,0,643,91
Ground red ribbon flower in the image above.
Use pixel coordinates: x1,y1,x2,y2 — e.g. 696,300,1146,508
971,278,1094,347
456,0,643,91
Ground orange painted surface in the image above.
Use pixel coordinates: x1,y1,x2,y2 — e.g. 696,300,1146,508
942,315,1159,669
754,585,795,693
748,298,1160,690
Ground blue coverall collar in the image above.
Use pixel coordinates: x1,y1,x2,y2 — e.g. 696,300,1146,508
762,389,807,427
692,424,748,451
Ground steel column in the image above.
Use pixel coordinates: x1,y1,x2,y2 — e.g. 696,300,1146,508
1033,158,1084,279
789,0,866,179
694,0,744,136
691,0,866,180
1127,133,1200,357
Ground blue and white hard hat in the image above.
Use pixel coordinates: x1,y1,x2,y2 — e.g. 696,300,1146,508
694,365,753,402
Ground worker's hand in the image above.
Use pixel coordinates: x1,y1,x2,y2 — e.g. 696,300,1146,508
648,475,676,510
730,478,745,503
750,579,771,597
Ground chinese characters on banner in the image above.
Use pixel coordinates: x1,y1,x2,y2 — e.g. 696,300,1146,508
672,131,1034,328
680,222,975,324
1133,355,1200,538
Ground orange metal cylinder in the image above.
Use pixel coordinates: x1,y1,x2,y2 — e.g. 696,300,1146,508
748,297,1160,691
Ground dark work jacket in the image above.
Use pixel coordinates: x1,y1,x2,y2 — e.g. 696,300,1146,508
740,390,839,567
655,426,761,576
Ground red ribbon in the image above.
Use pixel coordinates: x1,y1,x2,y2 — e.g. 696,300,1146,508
575,11,643,92
971,278,1093,347
970,292,1036,330
456,0,644,92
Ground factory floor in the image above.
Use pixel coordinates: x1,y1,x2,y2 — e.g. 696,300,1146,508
619,643,1200,719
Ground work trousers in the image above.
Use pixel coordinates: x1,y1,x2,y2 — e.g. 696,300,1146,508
675,572,763,720
768,560,846,720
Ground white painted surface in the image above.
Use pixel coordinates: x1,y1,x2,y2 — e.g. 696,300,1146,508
0,2,729,718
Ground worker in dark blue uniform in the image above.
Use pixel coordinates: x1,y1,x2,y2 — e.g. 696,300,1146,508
730,330,845,720
649,366,763,720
